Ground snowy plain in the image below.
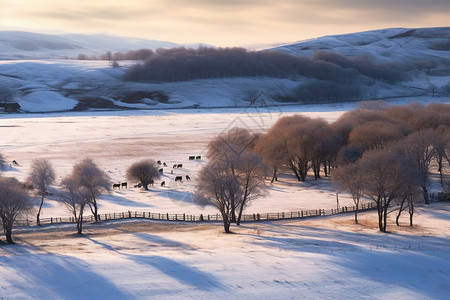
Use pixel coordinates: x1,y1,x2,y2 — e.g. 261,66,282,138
0,101,450,299
0,27,450,299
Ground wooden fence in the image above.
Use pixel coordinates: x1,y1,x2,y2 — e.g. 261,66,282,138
17,202,376,227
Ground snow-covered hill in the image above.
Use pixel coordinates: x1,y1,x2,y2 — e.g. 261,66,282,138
272,27,450,62
0,31,181,60
0,28,449,113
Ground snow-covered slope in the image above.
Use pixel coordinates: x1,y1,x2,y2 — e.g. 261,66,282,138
0,28,449,113
273,27,450,62
0,31,181,60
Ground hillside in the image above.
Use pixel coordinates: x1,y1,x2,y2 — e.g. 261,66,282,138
0,31,181,60
0,27,449,113
273,27,450,62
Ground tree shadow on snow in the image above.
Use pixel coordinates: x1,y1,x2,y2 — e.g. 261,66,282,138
0,245,130,299
239,222,450,298
83,235,225,291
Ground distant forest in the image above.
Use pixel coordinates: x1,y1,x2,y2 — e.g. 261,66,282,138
123,47,405,85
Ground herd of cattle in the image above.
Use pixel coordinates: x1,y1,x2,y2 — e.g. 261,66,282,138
113,155,201,190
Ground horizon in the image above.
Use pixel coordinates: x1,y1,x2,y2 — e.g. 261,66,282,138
1,1,449,47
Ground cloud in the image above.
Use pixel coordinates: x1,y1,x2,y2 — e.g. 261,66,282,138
2,0,449,46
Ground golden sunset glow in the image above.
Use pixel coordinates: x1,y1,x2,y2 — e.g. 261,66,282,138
1,0,449,46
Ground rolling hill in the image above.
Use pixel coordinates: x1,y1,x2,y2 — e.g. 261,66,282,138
0,27,449,113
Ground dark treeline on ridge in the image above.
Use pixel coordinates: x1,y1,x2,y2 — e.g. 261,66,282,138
123,47,405,84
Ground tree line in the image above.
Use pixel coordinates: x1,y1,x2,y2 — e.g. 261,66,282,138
195,101,450,232
123,47,406,85
77,49,154,61
0,156,162,243
1,102,449,240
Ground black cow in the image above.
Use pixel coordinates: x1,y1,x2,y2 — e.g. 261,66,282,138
161,181,166,187
173,164,177,169
113,183,121,189
186,175,191,181
121,182,127,189
163,162,167,167
12,160,18,165
157,160,162,165
134,183,142,188
189,156,195,160
195,156,201,160
177,164,183,169
159,168,163,173
175,176,183,182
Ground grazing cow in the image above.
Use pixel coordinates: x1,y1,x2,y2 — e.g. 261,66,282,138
189,156,195,160
173,164,177,169
161,181,166,187
150,179,154,186
159,168,163,173
157,160,162,165
134,183,142,188
175,176,183,182
177,164,183,169
23,184,34,190
121,182,127,189
12,160,18,165
186,175,191,181
113,183,121,189
163,162,167,167
195,156,201,160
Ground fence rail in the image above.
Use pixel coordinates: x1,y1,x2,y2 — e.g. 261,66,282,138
16,202,376,227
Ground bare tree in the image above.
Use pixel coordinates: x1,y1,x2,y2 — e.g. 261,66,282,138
207,128,259,222
233,152,268,225
254,132,286,183
207,127,258,164
348,120,410,150
333,163,364,223
0,176,34,243
27,158,55,226
195,162,242,233
72,158,111,222
126,159,160,190
357,148,419,232
399,129,439,204
60,175,88,235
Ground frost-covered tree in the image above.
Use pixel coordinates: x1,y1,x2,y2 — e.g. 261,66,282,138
195,162,241,233
60,175,89,234
333,163,364,224
357,148,420,232
72,158,111,222
126,159,160,190
27,158,55,226
207,128,266,224
0,176,34,243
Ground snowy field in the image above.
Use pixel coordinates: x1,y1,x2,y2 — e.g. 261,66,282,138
0,104,450,299
1,202,449,299
1,106,361,218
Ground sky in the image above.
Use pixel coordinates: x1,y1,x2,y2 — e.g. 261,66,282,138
0,0,449,47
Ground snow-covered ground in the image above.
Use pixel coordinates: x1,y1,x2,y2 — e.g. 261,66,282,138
0,27,449,299
0,104,449,299
1,202,449,299
0,107,358,219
